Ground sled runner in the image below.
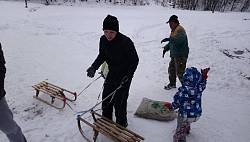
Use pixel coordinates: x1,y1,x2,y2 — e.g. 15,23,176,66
77,111,144,142
32,81,77,109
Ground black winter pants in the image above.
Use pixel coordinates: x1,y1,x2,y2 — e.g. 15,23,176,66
101,79,132,127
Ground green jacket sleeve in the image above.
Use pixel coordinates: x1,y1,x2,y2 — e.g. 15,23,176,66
169,31,186,47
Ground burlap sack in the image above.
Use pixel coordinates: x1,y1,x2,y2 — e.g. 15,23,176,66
134,97,177,121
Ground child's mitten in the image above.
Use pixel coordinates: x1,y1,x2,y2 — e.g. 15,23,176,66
201,68,210,80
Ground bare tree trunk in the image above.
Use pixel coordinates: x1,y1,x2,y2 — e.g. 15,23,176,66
211,0,219,13
173,0,176,8
180,0,184,8
216,0,223,12
161,0,166,7
187,0,190,9
193,0,198,10
221,0,229,12
241,0,250,11
189,0,196,10
231,0,237,11
204,0,211,10
25,0,28,8
45,0,49,5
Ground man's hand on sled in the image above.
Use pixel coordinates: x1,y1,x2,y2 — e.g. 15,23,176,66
201,67,210,80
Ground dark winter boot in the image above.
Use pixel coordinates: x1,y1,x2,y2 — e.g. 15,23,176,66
164,83,176,90
120,122,128,128
186,125,190,135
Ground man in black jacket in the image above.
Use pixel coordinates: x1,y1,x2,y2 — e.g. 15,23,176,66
86,15,139,127
0,42,27,142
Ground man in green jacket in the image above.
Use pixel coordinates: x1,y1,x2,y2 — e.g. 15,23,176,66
162,15,189,90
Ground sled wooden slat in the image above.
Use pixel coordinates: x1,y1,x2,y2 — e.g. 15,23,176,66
94,121,127,142
77,111,144,142
42,81,77,101
39,82,63,94
97,118,136,142
33,84,63,97
33,86,65,100
32,81,77,109
93,112,144,140
96,119,134,142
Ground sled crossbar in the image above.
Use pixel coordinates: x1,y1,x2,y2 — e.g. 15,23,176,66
32,81,77,109
77,111,144,142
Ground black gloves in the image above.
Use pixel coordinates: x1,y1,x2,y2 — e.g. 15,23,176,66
161,38,170,58
162,48,168,58
86,66,96,78
161,38,170,43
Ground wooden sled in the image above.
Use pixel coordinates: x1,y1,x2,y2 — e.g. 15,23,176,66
32,81,77,109
77,111,145,142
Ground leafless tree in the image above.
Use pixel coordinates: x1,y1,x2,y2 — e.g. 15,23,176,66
230,0,238,11
241,0,250,11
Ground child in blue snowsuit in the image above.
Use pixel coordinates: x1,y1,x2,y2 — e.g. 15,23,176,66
166,67,209,142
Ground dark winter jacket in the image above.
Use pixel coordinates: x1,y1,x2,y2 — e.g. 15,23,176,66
0,42,6,100
91,32,139,85
164,25,189,58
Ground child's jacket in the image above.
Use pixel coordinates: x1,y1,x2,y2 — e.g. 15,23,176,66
172,67,207,120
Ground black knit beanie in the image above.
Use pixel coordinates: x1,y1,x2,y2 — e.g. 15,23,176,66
103,15,119,32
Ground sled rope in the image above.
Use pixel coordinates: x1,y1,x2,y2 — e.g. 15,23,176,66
77,75,102,97
76,84,122,117
68,74,103,111
65,101,75,112
96,84,103,101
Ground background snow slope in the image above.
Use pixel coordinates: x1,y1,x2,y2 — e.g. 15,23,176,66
0,1,250,142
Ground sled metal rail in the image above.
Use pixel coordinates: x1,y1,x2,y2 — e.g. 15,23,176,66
77,111,144,142
32,81,77,109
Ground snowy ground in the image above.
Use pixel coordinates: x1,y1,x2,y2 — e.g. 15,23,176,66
0,1,250,142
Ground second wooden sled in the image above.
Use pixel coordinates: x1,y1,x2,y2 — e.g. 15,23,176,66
77,111,144,142
32,81,77,109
